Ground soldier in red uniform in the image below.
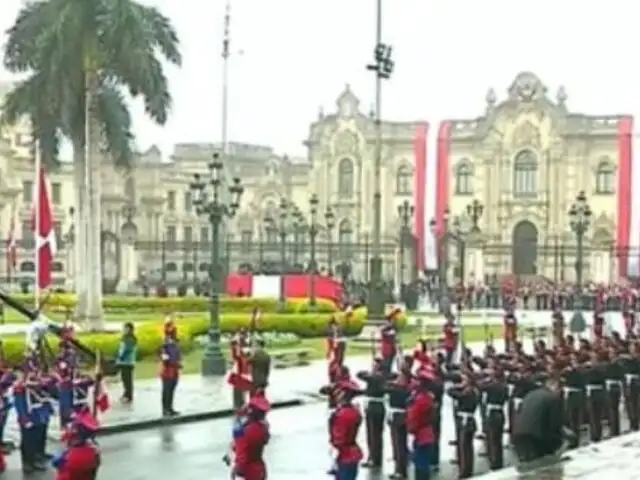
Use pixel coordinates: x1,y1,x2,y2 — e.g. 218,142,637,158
380,310,399,375
442,315,457,366
52,412,101,480
503,307,517,353
232,395,270,480
406,369,435,480
329,379,363,480
228,327,252,408
593,312,604,341
325,316,343,358
160,318,181,416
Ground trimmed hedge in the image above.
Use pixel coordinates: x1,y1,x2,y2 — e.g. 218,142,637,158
0,309,407,366
11,294,338,314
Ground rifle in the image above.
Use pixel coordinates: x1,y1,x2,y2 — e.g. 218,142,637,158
0,290,117,376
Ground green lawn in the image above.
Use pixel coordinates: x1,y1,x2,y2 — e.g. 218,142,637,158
126,324,504,380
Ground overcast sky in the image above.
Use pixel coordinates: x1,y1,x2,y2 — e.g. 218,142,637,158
0,0,638,158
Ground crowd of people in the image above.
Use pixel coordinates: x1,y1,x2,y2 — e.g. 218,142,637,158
223,299,640,480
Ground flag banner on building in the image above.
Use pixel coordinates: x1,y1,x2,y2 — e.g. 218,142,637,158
225,273,343,304
31,167,57,290
5,211,16,276
413,121,451,273
617,117,640,278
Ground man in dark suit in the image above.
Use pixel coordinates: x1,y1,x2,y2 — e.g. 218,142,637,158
249,338,271,394
512,376,576,464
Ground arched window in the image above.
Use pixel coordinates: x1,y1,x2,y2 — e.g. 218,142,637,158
338,219,353,257
396,165,412,195
337,158,354,198
455,161,473,195
513,149,538,197
596,161,615,194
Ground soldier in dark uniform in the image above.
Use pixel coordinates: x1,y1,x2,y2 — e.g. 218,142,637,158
604,345,624,436
560,351,584,448
357,358,386,469
621,342,640,431
447,371,479,479
248,338,271,397
385,356,413,479
583,349,606,442
477,362,508,470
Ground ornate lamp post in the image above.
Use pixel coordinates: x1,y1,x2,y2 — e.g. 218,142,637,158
568,191,591,337
451,214,473,284
291,205,303,267
190,153,244,376
366,0,394,321
264,197,289,309
397,200,414,286
325,206,335,275
308,194,319,307
430,207,451,312
569,191,592,292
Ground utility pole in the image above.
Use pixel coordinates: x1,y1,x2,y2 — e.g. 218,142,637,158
366,0,394,322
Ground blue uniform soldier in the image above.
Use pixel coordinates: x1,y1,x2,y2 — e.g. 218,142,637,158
15,366,48,473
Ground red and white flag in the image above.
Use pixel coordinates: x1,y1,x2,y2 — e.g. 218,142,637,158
225,273,343,304
5,211,16,275
413,121,451,273
30,167,56,290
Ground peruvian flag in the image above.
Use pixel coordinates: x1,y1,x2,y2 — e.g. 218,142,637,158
30,167,56,290
413,121,451,273
225,273,343,304
617,118,640,278
5,212,16,275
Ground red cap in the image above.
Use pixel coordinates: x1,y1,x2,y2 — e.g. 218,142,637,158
72,411,99,432
247,395,271,412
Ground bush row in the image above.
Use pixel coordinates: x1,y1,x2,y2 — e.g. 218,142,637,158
11,294,338,314
0,309,409,365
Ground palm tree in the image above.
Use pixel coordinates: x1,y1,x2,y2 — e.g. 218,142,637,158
2,0,181,329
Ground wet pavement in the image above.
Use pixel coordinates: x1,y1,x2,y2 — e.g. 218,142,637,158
1,402,514,479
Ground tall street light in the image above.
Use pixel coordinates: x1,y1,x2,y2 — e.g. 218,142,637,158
397,200,414,288
308,194,319,307
366,0,394,322
325,206,335,275
568,191,591,337
191,153,244,376
264,197,289,310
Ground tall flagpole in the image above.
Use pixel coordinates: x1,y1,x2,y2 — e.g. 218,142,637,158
221,0,230,158
34,140,41,309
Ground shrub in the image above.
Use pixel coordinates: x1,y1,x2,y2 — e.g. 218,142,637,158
14,294,338,314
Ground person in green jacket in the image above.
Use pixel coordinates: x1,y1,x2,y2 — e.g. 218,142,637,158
116,322,137,403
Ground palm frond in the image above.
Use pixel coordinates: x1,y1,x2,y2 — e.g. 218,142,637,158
3,1,51,72
93,83,135,170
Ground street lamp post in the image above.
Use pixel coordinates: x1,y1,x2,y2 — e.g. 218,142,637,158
466,199,484,231
308,194,319,307
397,200,414,287
430,207,451,312
291,206,303,267
274,197,289,309
190,153,244,376
569,191,592,292
366,0,394,322
325,207,335,275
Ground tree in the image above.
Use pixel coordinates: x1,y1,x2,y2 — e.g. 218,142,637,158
2,0,181,329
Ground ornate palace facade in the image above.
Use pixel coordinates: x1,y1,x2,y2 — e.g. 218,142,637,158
0,72,625,289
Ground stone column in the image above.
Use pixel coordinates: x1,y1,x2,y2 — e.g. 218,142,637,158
116,221,138,294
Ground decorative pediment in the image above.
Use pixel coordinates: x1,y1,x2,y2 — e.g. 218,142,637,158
332,128,361,156
511,119,541,148
507,72,547,103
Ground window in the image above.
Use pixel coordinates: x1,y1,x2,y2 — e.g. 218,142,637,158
455,161,473,195
165,225,177,244
199,226,209,243
183,226,193,246
337,158,354,198
396,165,412,195
22,181,33,204
167,191,176,211
54,221,62,247
21,220,34,248
513,149,538,197
596,162,615,194
184,192,192,212
51,182,62,205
